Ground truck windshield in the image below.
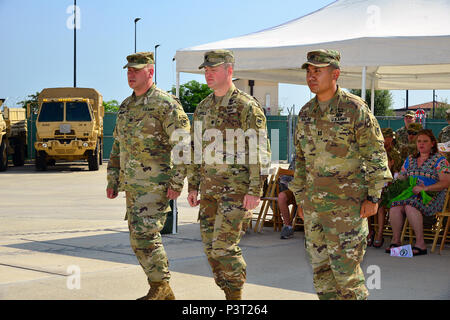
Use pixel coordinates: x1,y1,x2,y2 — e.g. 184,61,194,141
66,102,92,121
38,102,64,122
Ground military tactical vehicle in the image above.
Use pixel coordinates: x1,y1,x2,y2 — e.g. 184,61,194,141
0,100,28,171
35,88,104,171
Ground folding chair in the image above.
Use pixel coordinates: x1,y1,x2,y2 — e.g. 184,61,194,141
290,204,304,230
437,212,450,254
400,218,414,244
399,189,450,252
252,168,277,232
253,167,293,233
432,189,450,253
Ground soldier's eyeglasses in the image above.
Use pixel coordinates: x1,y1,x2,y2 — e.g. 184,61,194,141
407,131,418,135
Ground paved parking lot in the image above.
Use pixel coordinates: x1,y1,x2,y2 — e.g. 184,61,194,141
0,162,449,300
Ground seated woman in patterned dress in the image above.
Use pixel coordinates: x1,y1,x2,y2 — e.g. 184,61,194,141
387,129,450,256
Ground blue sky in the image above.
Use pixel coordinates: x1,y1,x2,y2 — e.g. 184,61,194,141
1,0,449,113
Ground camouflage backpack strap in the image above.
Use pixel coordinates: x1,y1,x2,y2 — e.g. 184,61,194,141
240,94,265,131
165,90,182,105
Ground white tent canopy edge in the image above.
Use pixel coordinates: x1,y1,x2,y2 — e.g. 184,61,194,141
174,0,450,113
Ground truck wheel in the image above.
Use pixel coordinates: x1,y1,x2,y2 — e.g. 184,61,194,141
13,141,25,166
88,145,99,171
0,140,8,171
35,151,47,171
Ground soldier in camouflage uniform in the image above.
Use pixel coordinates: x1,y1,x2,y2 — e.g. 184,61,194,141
371,128,403,248
290,50,392,300
106,52,190,300
438,109,450,162
399,122,423,164
187,50,270,300
395,110,416,147
380,128,402,176
438,109,450,143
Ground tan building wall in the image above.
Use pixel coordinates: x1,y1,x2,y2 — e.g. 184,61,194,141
233,79,279,115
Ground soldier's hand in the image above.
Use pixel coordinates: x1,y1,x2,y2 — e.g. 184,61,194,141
106,188,118,199
360,200,378,218
188,190,200,207
167,188,181,200
243,194,260,211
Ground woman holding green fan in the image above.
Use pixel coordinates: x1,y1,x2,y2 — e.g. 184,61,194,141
387,129,450,256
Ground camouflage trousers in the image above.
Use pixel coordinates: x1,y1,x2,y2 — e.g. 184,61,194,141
199,193,252,292
126,189,171,284
303,200,369,300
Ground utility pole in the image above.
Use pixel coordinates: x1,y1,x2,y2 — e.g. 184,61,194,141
405,90,409,109
74,0,77,87
433,89,436,118
134,18,141,53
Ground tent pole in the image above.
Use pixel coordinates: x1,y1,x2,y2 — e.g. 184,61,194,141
173,64,180,235
361,66,367,101
371,76,375,114
176,71,180,98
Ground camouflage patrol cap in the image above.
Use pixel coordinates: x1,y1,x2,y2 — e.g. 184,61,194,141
408,122,423,133
198,50,235,69
382,128,394,138
123,52,154,69
446,108,450,120
301,49,341,69
404,110,416,118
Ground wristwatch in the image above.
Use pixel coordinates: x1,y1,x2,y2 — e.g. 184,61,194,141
366,196,380,203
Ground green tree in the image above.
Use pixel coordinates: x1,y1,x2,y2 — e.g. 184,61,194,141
349,89,394,116
103,99,120,112
428,99,449,119
18,92,40,113
170,80,212,113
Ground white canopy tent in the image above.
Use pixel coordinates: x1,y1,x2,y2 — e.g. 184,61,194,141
175,0,450,112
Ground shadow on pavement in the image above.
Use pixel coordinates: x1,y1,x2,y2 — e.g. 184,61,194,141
4,222,317,294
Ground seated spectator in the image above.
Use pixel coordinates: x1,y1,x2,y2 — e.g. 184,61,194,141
399,122,423,164
395,110,416,147
367,128,402,248
438,108,450,162
278,159,297,239
438,108,450,144
386,129,450,256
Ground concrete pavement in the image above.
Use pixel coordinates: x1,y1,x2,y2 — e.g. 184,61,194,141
0,163,449,300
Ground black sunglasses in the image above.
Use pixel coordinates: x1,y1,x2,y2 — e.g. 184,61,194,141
407,131,418,135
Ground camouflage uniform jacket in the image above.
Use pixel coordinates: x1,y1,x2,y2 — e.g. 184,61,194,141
399,143,418,166
386,146,402,175
187,84,271,197
291,87,392,207
395,126,409,147
438,125,450,162
279,159,295,189
438,125,450,143
107,84,190,193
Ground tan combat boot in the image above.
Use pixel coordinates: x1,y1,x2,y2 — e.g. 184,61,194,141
137,281,176,300
224,287,242,300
